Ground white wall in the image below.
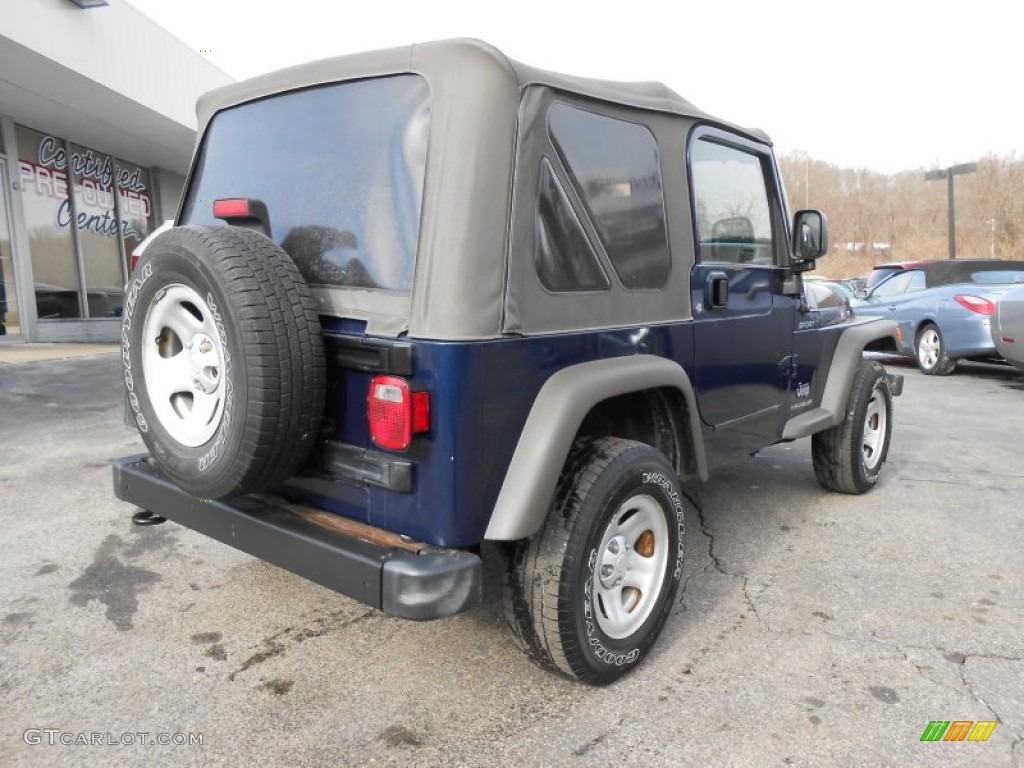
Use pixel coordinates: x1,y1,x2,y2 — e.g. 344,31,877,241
0,0,231,129
0,0,233,173
152,166,184,221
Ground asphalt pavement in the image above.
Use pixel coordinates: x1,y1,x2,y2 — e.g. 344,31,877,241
1,349,1021,767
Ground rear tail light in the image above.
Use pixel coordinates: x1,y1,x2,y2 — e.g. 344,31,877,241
213,198,252,219
130,250,141,272
368,375,429,451
954,294,995,316
213,198,272,236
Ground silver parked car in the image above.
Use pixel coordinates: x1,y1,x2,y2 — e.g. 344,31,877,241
855,259,1024,375
992,284,1024,372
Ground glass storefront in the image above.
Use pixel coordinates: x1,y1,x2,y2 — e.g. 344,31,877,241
15,125,156,322
69,142,124,318
0,163,20,337
115,156,155,262
17,126,81,318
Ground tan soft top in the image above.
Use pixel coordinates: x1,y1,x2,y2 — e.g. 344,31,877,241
189,39,769,338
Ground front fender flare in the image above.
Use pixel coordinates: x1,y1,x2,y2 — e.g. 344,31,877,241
484,355,706,541
782,317,901,440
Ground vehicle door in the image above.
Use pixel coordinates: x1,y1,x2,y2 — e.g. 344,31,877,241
688,129,797,440
860,270,920,319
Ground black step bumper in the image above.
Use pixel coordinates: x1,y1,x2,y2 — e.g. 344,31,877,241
111,456,482,620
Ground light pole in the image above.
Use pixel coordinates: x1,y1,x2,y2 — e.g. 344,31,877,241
925,162,977,259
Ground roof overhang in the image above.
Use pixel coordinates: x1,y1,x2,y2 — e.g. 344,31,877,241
0,34,195,172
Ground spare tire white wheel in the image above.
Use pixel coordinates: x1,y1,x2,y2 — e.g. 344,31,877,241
122,225,325,499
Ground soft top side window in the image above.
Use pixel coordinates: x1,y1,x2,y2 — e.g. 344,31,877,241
534,158,610,293
547,103,670,290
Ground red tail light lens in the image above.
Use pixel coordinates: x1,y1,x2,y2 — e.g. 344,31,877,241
368,375,429,451
954,294,995,316
213,198,252,219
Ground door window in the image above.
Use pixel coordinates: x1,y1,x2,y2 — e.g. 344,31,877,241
690,139,775,265
872,271,914,299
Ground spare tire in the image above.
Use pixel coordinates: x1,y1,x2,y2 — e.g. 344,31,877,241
122,225,325,499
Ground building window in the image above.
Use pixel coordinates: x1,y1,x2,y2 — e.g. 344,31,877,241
16,125,156,320
17,126,81,318
1,163,20,336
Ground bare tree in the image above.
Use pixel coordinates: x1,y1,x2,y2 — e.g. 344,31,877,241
777,152,1024,278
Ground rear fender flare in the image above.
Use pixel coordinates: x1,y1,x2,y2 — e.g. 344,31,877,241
484,355,706,541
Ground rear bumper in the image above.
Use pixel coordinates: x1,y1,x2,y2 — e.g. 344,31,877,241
111,455,482,620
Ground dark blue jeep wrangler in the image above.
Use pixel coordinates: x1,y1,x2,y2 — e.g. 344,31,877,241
114,39,902,684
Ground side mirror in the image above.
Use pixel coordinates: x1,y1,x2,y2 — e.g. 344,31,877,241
854,288,868,300
792,210,829,265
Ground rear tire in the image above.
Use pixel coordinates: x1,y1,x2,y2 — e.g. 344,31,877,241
122,225,325,499
504,438,685,685
812,359,893,494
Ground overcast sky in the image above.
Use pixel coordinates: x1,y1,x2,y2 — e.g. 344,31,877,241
126,0,1022,175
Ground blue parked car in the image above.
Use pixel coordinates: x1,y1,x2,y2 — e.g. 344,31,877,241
855,260,1024,374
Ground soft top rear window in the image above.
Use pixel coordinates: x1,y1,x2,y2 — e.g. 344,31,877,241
181,75,429,292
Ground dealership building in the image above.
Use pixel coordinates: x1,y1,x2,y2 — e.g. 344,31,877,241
0,0,232,342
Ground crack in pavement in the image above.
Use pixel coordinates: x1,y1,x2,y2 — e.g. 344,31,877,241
679,486,766,630
951,652,1024,764
674,489,1016,756
787,626,1024,759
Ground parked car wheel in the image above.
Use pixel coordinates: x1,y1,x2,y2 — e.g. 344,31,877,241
915,323,956,375
812,359,894,494
504,437,685,685
122,225,325,499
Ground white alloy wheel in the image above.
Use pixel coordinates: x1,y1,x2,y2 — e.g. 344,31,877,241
141,283,226,447
593,494,670,640
917,327,941,371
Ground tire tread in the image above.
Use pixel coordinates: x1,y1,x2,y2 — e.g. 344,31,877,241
129,225,325,498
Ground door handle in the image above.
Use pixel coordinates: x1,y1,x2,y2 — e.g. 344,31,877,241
707,272,729,310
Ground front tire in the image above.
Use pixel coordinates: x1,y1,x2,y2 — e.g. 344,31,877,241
915,323,956,375
812,359,894,494
505,438,685,685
